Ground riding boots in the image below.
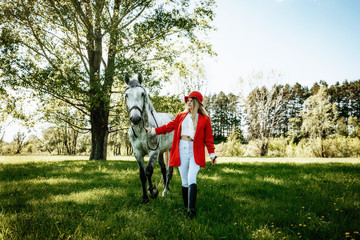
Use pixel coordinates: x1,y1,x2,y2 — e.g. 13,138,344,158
187,183,197,219
182,186,188,209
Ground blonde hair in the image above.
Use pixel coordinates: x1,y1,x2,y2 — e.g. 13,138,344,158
184,97,208,130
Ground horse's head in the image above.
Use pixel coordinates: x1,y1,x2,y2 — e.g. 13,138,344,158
124,73,146,125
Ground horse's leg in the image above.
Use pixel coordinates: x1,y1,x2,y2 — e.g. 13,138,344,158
165,166,173,194
158,153,169,197
135,154,149,204
146,152,159,199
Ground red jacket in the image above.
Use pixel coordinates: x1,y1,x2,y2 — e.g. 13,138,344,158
155,112,215,168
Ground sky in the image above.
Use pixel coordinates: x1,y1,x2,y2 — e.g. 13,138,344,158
204,0,360,94
3,0,360,142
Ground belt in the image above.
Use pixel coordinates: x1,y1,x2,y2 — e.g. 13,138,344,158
180,135,193,141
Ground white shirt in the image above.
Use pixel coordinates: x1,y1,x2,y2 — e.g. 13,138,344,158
180,112,198,139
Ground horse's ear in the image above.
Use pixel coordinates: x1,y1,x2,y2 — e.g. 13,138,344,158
138,73,142,84
125,73,130,84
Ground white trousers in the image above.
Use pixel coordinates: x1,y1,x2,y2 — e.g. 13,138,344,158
178,140,200,187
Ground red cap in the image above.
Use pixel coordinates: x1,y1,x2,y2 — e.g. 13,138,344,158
184,91,203,105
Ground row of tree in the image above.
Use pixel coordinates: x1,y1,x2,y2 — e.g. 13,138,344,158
245,80,360,156
2,79,359,157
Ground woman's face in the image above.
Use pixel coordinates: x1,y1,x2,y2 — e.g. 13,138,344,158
186,98,194,111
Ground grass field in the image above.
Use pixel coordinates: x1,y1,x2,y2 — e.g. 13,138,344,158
0,156,359,239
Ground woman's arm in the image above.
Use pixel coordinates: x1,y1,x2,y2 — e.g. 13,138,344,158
204,116,215,157
145,115,178,135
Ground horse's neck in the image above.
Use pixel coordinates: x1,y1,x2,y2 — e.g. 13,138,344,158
143,100,156,128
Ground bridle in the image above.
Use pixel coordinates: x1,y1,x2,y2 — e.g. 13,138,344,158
125,86,160,151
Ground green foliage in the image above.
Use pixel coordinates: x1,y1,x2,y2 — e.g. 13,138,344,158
267,136,287,157
328,80,360,121
1,157,360,239
0,0,216,159
206,92,242,142
300,85,337,140
215,131,244,157
150,94,184,116
349,117,360,138
287,116,304,144
335,117,348,136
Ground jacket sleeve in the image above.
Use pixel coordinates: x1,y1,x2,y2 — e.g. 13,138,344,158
204,116,215,154
155,115,178,135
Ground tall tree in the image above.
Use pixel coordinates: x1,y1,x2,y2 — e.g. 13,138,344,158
245,84,290,156
328,80,360,122
300,85,337,157
285,83,311,143
0,0,215,160
206,92,241,143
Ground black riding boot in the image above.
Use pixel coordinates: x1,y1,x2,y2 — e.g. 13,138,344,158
187,184,197,219
182,186,188,209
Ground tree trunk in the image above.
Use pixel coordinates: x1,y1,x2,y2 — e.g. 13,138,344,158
260,139,268,156
90,105,109,160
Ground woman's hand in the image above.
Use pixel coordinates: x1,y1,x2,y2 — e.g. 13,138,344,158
211,156,217,166
144,127,152,133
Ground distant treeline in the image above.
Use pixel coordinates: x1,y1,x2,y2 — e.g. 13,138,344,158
1,80,359,157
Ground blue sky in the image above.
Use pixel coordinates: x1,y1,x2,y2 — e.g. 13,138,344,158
205,0,360,94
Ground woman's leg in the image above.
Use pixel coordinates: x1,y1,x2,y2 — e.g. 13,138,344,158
188,154,200,185
187,143,199,218
178,140,190,209
178,140,191,188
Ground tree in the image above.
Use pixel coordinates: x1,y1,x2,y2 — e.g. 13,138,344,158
13,132,27,154
1,0,215,160
348,116,360,138
286,83,311,143
328,79,360,123
300,85,337,157
245,84,291,156
205,92,242,143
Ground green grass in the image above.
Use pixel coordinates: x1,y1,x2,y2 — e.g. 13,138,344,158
0,156,360,239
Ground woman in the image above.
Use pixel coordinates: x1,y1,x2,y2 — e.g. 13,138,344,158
145,91,216,218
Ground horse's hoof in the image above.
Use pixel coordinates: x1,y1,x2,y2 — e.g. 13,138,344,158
149,187,159,199
142,198,150,204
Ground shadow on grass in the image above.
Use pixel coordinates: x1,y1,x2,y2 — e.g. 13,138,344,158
1,160,360,239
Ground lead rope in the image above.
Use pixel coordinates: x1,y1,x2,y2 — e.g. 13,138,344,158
198,156,217,180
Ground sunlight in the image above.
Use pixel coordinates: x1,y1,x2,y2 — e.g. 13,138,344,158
202,175,221,181
262,177,284,185
221,167,247,174
27,177,81,185
48,188,124,205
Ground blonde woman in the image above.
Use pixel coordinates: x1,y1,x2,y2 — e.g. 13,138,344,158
145,91,216,218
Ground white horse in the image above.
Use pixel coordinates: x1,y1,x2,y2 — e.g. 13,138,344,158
125,73,174,204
